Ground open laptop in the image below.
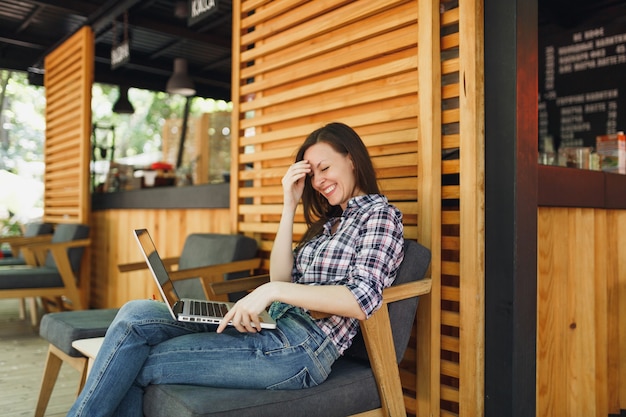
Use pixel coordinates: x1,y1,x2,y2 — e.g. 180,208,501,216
133,228,276,329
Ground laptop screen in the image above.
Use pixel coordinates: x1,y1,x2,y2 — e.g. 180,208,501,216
134,228,180,308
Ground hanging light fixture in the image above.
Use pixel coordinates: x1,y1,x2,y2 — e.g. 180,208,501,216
166,58,196,96
113,86,135,114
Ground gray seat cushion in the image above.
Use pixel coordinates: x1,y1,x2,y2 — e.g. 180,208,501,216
173,234,258,301
143,239,431,417
0,266,63,289
39,308,119,357
0,223,90,290
144,358,380,417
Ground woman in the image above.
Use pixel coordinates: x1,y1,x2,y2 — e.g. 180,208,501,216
67,122,405,417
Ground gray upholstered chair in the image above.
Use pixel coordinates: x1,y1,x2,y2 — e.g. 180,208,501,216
0,221,55,319
35,233,259,417
142,239,432,417
0,222,54,266
0,223,91,325
119,233,261,302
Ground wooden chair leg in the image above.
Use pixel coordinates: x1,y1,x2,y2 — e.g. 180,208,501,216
35,344,88,417
18,298,26,319
29,297,39,327
35,345,63,417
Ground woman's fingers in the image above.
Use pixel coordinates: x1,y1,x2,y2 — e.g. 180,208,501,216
283,160,310,185
217,303,260,333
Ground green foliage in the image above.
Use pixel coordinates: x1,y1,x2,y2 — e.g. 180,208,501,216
0,70,46,171
0,212,22,237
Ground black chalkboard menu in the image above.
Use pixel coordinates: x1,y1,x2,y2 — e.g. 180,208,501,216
539,21,626,150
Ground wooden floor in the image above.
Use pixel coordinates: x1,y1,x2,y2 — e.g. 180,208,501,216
0,299,79,417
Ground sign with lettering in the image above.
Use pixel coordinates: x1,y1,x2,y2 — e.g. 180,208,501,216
111,39,130,70
539,21,626,148
188,0,218,26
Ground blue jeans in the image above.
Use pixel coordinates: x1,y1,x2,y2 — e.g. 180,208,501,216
67,299,339,417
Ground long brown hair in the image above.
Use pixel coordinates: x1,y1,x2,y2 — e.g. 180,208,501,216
295,122,380,245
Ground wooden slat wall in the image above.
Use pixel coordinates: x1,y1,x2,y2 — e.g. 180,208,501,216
231,0,423,247
231,1,485,415
231,0,429,414
537,207,626,417
43,26,93,224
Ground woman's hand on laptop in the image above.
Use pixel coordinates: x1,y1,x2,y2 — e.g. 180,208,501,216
217,283,276,333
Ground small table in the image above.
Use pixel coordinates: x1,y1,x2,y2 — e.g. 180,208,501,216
71,337,105,377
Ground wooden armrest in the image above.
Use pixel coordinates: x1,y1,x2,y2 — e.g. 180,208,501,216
168,258,261,281
382,278,432,303
0,235,53,257
0,234,53,246
20,238,91,250
118,256,180,272
21,238,91,266
208,274,270,295
357,277,432,417
167,258,262,301
359,306,405,417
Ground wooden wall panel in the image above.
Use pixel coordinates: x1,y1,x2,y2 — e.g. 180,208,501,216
232,0,421,257
537,207,626,417
231,1,485,415
42,26,94,309
89,208,231,308
43,26,93,224
232,0,428,414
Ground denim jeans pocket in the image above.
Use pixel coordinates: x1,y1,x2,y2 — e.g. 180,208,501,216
266,367,316,390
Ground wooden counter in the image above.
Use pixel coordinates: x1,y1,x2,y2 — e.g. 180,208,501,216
88,184,232,308
537,165,626,416
538,165,626,208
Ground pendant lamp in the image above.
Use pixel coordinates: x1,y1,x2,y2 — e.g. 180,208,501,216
113,86,135,114
166,58,196,96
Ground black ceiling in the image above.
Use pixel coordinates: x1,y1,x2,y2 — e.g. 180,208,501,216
0,0,232,100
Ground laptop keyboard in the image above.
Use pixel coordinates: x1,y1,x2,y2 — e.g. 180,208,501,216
191,300,229,317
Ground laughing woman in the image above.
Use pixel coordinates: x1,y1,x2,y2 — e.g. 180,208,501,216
67,122,404,417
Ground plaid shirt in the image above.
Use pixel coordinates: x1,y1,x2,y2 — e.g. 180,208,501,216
292,194,404,354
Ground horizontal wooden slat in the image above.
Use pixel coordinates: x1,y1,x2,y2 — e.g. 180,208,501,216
441,384,460,403
442,260,460,276
442,210,460,224
241,56,417,112
240,0,408,61
240,0,312,34
441,7,460,27
441,359,460,378
442,285,460,302
441,335,460,353
442,33,460,50
241,29,416,94
442,310,460,328
443,185,460,199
